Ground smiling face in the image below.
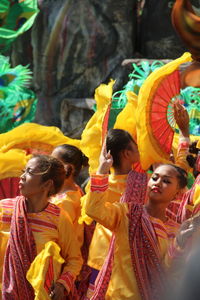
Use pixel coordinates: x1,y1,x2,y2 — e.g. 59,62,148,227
147,165,181,204
19,157,49,198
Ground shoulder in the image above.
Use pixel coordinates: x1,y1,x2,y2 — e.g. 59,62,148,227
45,202,61,217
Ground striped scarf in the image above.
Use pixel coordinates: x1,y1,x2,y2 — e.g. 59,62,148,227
2,196,37,300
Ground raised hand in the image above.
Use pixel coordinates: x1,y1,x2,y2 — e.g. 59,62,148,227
173,101,189,137
97,139,113,175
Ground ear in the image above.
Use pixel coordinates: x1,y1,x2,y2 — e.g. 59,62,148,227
42,179,54,195
122,149,132,160
64,164,73,178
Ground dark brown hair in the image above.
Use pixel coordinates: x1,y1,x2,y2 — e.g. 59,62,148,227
32,155,66,196
106,129,136,168
53,144,88,177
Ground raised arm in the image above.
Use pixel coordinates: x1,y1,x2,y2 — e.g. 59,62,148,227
173,102,190,171
85,142,123,231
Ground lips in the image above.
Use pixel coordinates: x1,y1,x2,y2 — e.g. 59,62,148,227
19,181,24,189
151,187,161,193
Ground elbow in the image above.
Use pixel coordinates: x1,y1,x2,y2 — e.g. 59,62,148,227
85,201,94,219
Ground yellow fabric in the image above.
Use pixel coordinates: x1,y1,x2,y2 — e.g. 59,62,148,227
192,183,200,208
80,80,115,174
197,139,200,148
85,182,179,300
51,187,84,248
0,123,80,153
0,200,83,298
114,91,138,141
173,133,199,153
136,52,193,170
0,123,80,179
86,174,127,270
79,180,93,225
26,241,64,300
0,149,31,179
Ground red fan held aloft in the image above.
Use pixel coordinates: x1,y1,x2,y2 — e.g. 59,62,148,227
149,69,180,155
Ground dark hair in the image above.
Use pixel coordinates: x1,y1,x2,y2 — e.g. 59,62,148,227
161,164,188,189
53,144,88,177
32,155,66,196
106,129,136,168
186,141,200,178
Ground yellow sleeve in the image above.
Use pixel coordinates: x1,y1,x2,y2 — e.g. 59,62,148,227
57,209,83,293
85,175,122,231
175,137,190,172
54,193,84,248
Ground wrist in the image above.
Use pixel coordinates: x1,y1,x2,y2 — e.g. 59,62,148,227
180,130,189,138
97,164,110,175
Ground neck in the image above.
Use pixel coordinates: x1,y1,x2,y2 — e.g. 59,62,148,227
145,201,168,222
114,164,132,175
60,177,77,192
26,194,49,213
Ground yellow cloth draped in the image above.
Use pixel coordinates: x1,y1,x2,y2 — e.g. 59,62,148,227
85,176,179,300
80,80,115,174
136,52,193,170
51,187,84,248
114,91,138,141
26,241,64,300
0,199,83,298
193,183,200,209
0,123,80,179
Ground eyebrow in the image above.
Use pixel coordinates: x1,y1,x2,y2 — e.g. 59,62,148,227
153,173,174,178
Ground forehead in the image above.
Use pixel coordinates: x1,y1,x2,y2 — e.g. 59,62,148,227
26,157,41,169
153,165,178,177
51,148,62,158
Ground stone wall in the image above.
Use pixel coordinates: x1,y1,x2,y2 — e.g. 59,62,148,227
10,0,187,135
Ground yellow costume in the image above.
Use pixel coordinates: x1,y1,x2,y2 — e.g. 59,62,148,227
51,186,84,248
0,198,83,297
85,175,179,300
86,174,127,270
27,241,65,300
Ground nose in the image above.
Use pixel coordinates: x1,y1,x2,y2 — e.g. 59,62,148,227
20,171,26,180
153,178,162,186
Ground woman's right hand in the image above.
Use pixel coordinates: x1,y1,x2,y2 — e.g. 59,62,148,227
96,139,113,175
173,101,189,138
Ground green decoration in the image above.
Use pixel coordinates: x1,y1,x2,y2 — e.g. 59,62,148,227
0,54,37,133
179,87,200,136
0,0,39,52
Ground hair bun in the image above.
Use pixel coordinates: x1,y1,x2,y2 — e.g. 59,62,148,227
82,154,89,167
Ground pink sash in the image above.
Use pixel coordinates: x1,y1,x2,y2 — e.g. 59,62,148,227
2,196,37,300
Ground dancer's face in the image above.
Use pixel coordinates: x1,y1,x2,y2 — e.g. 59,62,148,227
148,165,180,203
19,158,48,198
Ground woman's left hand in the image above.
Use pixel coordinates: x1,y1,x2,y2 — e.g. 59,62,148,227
49,282,66,300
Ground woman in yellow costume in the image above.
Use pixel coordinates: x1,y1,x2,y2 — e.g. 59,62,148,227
51,144,88,248
84,143,188,300
82,87,191,296
0,155,82,300
85,128,142,298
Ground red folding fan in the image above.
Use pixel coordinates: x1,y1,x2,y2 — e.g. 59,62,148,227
136,52,192,170
149,69,180,155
